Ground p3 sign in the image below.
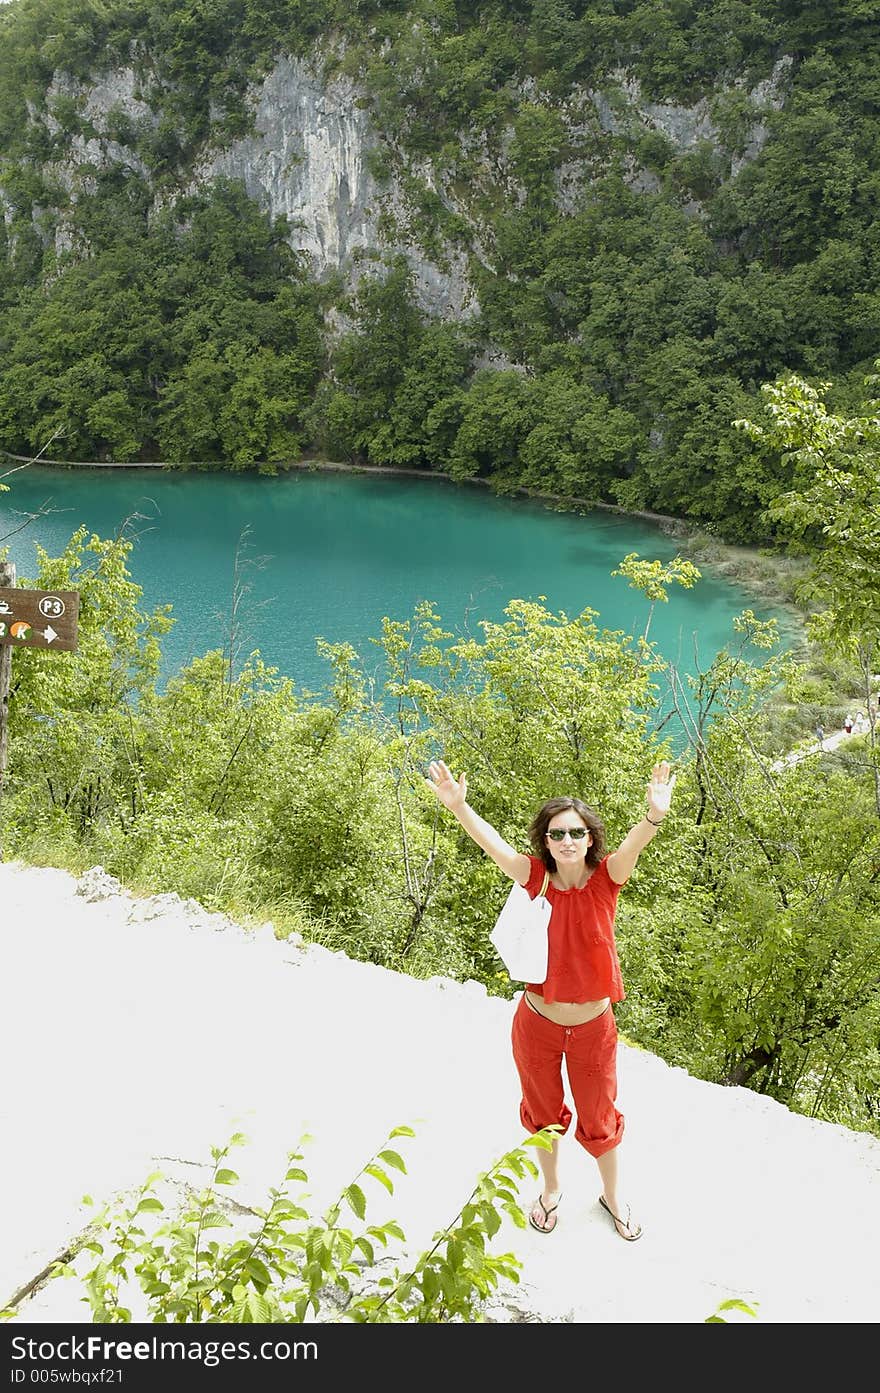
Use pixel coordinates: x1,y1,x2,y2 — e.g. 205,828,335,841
0,589,80,651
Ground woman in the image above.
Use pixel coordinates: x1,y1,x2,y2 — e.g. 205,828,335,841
426,757,676,1241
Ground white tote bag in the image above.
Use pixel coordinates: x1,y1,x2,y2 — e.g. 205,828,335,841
490,870,551,982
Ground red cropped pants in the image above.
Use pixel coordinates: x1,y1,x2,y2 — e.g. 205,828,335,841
511,994,624,1158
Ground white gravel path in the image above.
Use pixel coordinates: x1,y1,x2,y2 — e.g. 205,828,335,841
2,859,878,1325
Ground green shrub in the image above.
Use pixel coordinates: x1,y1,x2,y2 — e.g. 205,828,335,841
42,1126,554,1325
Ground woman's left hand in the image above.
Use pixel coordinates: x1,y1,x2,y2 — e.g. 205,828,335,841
647,760,676,821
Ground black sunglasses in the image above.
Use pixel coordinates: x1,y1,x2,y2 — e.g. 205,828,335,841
546,827,588,842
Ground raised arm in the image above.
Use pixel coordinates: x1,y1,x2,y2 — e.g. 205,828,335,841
425,760,532,885
606,760,676,885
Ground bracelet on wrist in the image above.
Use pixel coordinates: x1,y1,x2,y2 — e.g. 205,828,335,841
645,814,665,827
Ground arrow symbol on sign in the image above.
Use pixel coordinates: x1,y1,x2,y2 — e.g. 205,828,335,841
42,626,58,643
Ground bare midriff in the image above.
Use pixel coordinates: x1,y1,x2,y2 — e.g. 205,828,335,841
525,992,611,1026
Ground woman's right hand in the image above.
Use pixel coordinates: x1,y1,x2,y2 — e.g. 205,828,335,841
425,759,467,813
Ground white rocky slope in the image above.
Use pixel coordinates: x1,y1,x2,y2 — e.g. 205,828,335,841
1,859,878,1325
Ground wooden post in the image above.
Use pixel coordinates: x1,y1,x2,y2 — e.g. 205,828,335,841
0,559,14,792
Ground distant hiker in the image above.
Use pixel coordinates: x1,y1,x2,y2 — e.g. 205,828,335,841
816,723,825,748
426,757,677,1242
844,714,854,735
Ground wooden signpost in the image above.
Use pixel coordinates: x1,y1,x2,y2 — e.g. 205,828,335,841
0,560,80,790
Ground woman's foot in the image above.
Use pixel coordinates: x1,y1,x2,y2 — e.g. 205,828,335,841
528,1190,562,1234
599,1193,642,1241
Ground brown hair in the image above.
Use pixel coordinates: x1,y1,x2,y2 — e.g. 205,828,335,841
528,796,606,873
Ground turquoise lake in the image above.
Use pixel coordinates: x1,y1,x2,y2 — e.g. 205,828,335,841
0,466,794,707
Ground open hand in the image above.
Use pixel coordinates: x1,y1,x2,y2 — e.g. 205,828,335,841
647,760,676,820
425,759,467,813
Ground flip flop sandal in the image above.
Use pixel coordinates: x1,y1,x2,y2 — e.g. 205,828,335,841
599,1194,643,1242
528,1191,562,1234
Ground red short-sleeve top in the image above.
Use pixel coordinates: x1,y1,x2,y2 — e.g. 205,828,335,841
523,854,626,1004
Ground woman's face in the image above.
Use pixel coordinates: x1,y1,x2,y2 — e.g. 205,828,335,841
545,811,591,864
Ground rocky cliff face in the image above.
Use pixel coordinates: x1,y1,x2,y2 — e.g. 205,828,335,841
28,48,792,318
193,54,476,317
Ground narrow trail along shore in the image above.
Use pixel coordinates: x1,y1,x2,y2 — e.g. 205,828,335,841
2,859,879,1325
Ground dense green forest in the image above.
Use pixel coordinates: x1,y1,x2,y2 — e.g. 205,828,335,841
1,0,879,541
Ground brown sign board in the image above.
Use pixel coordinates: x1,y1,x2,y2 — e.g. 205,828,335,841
0,588,80,651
